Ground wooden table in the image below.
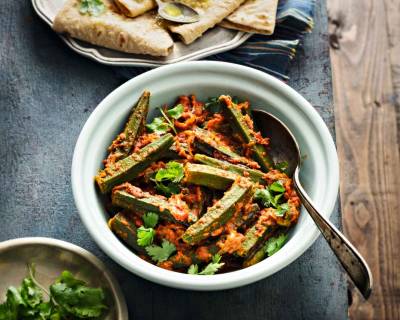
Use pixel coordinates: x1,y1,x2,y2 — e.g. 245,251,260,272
0,0,348,319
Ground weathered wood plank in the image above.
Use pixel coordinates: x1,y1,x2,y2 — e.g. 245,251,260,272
328,0,400,318
0,0,348,319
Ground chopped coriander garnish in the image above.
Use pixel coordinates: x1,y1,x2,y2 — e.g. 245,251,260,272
145,239,176,263
269,181,285,193
167,104,184,120
159,108,177,134
137,226,155,247
264,233,288,256
155,161,184,183
146,117,170,134
254,181,290,217
153,161,184,196
187,264,199,275
275,203,289,217
142,212,159,228
79,0,105,16
254,188,274,207
187,254,225,275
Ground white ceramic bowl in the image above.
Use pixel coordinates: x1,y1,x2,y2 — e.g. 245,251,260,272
72,61,339,290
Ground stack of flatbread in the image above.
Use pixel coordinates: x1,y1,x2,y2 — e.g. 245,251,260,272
53,0,278,57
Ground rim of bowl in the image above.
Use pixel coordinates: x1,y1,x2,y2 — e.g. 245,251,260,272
0,237,129,319
71,61,339,290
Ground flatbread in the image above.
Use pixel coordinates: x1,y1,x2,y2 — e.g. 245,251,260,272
114,0,156,18
220,0,278,35
53,0,173,56
168,0,246,45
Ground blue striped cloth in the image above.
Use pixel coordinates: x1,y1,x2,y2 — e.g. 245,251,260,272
117,0,315,81
212,0,315,80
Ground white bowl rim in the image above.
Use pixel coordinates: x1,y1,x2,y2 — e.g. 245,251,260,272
0,237,129,319
71,61,339,291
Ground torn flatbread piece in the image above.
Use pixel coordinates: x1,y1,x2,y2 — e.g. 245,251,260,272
220,0,278,35
114,0,156,18
53,0,173,56
168,0,246,45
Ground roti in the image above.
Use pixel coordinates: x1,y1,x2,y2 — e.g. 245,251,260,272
53,0,173,56
169,0,246,45
220,0,278,35
114,0,156,18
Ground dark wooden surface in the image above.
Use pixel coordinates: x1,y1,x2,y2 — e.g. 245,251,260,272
0,0,348,319
328,0,400,318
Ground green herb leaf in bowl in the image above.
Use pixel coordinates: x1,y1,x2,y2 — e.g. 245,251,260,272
146,239,176,263
167,104,184,120
50,271,107,319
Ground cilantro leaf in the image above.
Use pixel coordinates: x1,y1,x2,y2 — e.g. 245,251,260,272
137,226,155,247
0,301,17,320
275,161,289,173
142,212,159,228
254,188,273,207
269,181,285,193
167,104,184,120
146,239,176,263
20,277,43,309
264,234,288,256
187,264,199,275
255,181,287,209
0,287,22,320
187,254,225,275
79,0,105,16
50,271,107,319
154,161,184,196
155,161,184,183
275,203,289,217
198,254,224,275
146,117,170,134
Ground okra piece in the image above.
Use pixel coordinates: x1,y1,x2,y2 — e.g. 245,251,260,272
193,127,242,159
182,179,253,245
112,186,186,225
109,212,145,253
184,163,238,190
194,154,265,183
243,246,266,267
105,91,150,166
242,230,281,267
237,224,275,257
236,203,260,229
96,133,174,193
220,96,274,172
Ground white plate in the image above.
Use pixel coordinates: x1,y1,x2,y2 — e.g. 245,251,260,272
32,0,251,67
71,61,339,290
0,237,128,319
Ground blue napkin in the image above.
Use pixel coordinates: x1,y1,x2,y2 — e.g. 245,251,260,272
212,0,315,80
116,0,315,81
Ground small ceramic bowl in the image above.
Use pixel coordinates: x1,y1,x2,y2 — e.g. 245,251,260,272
0,237,128,319
71,61,339,290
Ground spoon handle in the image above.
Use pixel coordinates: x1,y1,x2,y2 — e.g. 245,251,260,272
293,167,373,299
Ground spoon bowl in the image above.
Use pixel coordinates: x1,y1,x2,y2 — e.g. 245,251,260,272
155,0,200,24
253,109,373,300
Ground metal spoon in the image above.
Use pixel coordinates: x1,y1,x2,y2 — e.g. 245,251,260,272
253,109,373,299
155,0,200,24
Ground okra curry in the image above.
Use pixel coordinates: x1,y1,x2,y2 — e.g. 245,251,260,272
95,91,301,274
